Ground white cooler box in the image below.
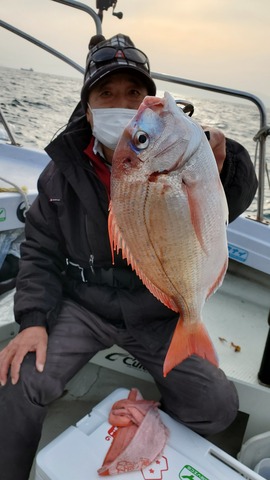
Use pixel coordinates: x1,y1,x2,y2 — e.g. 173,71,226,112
35,388,264,480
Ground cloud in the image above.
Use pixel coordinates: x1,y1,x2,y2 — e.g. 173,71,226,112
1,0,270,105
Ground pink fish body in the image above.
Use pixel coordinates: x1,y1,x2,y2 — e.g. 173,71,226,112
98,389,168,476
109,92,228,377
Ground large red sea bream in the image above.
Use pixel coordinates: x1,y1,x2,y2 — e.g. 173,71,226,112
108,92,228,377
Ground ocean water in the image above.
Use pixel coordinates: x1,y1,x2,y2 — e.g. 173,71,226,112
1,65,269,216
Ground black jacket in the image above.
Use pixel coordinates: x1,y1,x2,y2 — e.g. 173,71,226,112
14,112,258,350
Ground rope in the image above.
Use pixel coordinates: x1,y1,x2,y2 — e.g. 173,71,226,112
253,142,270,187
253,126,270,142
253,127,270,190
0,177,30,216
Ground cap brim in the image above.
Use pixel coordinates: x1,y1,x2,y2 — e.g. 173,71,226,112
81,64,156,111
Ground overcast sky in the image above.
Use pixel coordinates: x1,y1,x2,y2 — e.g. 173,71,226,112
1,0,270,106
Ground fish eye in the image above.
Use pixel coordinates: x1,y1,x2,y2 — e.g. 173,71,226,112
132,130,149,150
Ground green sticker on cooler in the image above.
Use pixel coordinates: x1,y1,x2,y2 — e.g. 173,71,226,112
0,208,6,222
179,464,209,480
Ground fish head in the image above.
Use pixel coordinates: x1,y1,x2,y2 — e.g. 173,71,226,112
111,91,210,180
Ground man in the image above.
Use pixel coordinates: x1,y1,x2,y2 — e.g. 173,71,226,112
0,34,257,479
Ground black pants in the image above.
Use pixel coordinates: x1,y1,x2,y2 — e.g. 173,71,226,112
0,299,238,480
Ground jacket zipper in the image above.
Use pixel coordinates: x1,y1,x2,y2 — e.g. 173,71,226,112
85,214,95,273
89,253,95,273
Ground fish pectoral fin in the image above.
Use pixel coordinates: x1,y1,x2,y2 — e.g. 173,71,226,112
183,181,207,253
163,320,218,377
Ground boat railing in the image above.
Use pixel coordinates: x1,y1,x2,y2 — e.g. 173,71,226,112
0,107,18,146
0,20,85,76
1,0,269,222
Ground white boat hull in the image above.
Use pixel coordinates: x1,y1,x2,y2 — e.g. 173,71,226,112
0,143,50,231
227,215,270,276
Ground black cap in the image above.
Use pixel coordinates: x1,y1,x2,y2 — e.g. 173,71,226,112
81,33,156,112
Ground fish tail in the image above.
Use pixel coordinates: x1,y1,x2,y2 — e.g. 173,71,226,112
163,319,218,377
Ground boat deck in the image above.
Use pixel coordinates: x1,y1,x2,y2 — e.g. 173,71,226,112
205,261,270,385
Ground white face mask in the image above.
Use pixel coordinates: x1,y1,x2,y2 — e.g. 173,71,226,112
88,105,137,151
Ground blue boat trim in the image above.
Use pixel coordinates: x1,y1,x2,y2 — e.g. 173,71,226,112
228,243,249,263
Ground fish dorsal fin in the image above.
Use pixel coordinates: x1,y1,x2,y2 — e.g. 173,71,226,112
108,204,178,313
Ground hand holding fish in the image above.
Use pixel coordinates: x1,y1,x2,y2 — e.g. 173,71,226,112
203,127,226,172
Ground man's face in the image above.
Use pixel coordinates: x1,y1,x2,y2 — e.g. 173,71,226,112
86,72,148,128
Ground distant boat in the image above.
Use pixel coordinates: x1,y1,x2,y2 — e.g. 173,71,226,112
20,67,34,71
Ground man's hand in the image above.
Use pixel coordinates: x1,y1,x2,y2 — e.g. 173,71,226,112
204,128,226,173
0,326,48,386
